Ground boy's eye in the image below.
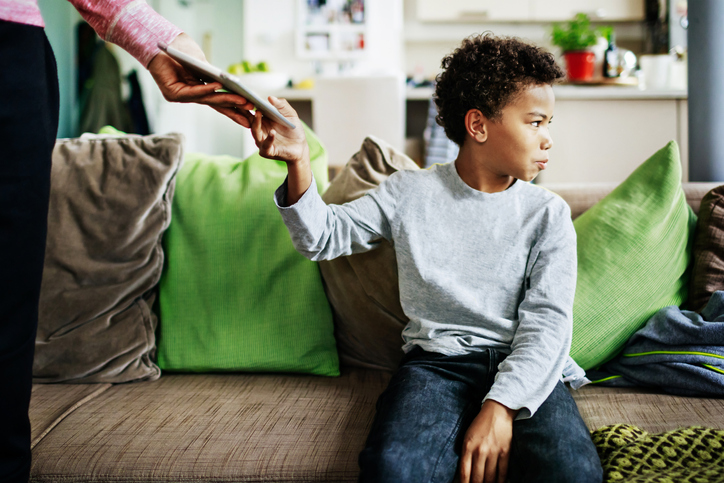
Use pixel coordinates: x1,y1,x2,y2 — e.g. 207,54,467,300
532,121,542,127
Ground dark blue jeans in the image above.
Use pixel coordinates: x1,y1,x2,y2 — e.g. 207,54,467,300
359,347,602,483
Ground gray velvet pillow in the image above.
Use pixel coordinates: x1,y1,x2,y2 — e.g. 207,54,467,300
319,136,419,371
33,132,183,383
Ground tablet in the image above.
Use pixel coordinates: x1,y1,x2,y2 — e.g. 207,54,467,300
158,42,295,130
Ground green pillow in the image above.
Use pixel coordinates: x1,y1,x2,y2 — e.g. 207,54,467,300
571,140,696,370
157,124,339,376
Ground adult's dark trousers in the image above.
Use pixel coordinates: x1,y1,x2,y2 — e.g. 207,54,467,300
0,20,59,483
358,347,603,483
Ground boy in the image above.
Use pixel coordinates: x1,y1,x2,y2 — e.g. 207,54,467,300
246,34,602,483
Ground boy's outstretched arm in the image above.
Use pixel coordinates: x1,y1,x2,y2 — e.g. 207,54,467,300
459,400,517,483
249,96,312,206
246,96,396,262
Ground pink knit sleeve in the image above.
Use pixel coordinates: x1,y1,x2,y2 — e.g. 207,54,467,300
68,0,183,67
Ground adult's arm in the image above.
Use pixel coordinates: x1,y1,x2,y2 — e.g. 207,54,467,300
68,0,254,125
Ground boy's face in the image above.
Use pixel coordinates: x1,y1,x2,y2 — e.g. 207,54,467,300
482,83,555,182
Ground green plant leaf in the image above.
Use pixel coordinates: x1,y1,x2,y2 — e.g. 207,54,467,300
551,13,609,52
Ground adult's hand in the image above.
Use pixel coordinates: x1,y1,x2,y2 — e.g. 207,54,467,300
459,400,517,483
147,32,254,127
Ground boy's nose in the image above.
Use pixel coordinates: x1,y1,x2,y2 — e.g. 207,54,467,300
542,134,553,151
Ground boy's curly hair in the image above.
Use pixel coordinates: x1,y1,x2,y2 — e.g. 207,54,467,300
434,33,564,146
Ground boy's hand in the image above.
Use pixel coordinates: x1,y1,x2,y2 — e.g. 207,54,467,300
250,96,312,206
250,96,309,166
459,400,517,483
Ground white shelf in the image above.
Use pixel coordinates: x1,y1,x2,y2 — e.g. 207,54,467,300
295,0,368,61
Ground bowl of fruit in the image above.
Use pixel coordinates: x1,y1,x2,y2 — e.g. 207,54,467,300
227,61,290,93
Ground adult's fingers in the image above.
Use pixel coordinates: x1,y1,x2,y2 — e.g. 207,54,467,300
209,105,253,128
180,81,222,97
171,85,254,110
203,92,255,111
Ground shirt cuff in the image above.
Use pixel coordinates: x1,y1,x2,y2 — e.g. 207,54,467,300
274,174,318,211
482,394,533,421
561,356,591,390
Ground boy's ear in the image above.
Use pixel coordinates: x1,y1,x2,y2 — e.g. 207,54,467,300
464,109,488,143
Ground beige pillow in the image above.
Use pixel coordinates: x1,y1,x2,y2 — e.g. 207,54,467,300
319,136,419,371
33,133,183,383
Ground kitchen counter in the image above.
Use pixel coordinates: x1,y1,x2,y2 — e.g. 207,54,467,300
271,84,687,101
406,85,688,100
552,85,687,100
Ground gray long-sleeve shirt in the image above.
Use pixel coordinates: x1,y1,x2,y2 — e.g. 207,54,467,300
275,161,577,419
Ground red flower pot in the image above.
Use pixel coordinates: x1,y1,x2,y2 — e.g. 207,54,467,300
563,51,595,81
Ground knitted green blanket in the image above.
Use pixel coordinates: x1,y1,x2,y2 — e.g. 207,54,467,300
592,424,724,482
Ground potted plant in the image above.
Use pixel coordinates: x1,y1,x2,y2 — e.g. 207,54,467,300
551,13,607,81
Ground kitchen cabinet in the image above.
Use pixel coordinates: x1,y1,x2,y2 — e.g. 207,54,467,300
416,0,530,22
531,0,644,22
416,0,644,22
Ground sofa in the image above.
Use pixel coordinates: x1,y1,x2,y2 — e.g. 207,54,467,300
27,132,724,482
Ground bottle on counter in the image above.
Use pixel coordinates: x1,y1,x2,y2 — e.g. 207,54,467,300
603,32,620,78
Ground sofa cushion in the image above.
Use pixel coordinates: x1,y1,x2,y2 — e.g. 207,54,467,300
34,132,183,383
29,383,111,449
319,136,419,371
29,370,390,482
28,374,724,481
541,182,718,221
536,183,619,220
687,185,724,312
157,123,339,376
572,385,724,433
570,141,697,370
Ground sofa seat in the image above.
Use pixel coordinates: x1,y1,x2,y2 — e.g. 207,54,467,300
30,369,389,483
574,385,724,433
29,368,724,482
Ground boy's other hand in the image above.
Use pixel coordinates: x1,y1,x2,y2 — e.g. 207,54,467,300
459,400,517,483
250,96,309,166
148,33,255,126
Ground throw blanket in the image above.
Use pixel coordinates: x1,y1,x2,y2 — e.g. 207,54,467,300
592,424,724,482
587,291,724,396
